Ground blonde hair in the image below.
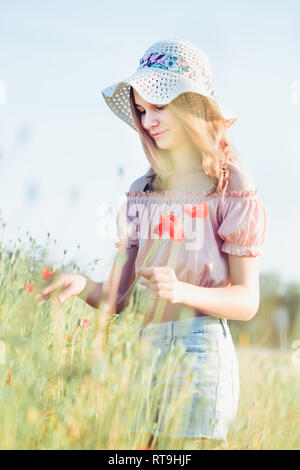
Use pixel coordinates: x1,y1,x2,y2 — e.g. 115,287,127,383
129,88,240,205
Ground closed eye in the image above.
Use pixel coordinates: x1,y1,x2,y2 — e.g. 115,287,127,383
137,106,165,115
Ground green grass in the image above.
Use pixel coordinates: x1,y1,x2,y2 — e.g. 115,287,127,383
227,347,300,450
0,235,299,450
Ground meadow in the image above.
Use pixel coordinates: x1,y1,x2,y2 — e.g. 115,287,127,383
0,226,299,450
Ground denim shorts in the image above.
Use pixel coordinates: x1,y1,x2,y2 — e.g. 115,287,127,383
130,315,239,444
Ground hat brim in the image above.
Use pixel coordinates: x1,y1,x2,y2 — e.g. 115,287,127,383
101,67,237,130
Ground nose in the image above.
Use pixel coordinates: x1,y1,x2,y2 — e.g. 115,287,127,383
142,111,159,131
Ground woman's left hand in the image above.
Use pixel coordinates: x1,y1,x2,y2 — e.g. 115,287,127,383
136,266,182,304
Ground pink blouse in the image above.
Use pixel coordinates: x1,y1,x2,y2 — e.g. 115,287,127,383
115,165,268,318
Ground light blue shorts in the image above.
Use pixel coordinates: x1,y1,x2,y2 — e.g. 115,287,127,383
131,315,239,443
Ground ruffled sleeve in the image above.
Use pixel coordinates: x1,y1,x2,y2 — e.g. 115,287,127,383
217,191,268,257
114,196,139,249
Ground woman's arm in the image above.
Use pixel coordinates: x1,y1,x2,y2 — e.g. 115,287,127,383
78,246,138,314
112,245,138,314
138,255,260,321
78,277,104,310
176,255,260,321
79,174,146,312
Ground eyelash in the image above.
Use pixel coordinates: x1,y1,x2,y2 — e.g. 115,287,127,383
138,106,165,115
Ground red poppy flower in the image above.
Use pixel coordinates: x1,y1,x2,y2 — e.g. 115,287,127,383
183,200,209,218
42,268,56,280
8,369,12,384
26,283,34,292
153,214,184,242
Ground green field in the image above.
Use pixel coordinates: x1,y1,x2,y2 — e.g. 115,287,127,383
0,235,299,450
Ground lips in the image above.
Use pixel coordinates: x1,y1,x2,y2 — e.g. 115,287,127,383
151,130,167,137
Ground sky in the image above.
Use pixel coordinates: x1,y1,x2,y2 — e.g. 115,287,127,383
0,0,300,284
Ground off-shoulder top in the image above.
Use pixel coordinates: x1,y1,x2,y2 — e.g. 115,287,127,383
115,163,268,319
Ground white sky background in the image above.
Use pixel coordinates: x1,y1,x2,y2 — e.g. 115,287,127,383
0,0,299,283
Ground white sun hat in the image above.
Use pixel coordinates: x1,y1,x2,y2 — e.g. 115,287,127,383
101,38,238,131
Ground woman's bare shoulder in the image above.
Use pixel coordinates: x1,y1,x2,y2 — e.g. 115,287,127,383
226,160,256,192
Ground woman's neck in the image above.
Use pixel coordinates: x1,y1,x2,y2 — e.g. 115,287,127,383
167,167,215,191
168,142,203,175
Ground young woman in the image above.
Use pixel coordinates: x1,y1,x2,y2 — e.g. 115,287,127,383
36,39,268,449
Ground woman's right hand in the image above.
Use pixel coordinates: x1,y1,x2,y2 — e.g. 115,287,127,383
35,273,89,306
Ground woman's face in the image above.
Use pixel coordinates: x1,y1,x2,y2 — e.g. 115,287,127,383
133,88,188,150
